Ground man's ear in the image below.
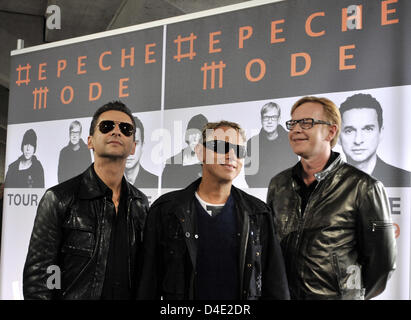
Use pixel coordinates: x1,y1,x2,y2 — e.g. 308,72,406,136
87,136,94,150
326,124,338,143
130,141,137,156
379,125,384,145
195,143,203,163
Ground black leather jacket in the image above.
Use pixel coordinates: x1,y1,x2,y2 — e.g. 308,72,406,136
137,178,290,300
23,165,149,299
267,154,397,300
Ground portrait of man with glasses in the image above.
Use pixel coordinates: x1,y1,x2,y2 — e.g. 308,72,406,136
138,120,289,300
244,102,297,188
57,120,92,183
267,96,396,300
23,101,149,300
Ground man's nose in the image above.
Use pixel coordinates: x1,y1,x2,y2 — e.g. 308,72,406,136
354,130,363,144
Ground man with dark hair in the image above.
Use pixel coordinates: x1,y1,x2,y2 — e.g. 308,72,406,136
23,101,148,300
5,128,44,188
138,120,289,300
339,93,411,187
161,114,208,188
267,96,396,300
245,102,297,188
125,116,158,188
57,120,92,183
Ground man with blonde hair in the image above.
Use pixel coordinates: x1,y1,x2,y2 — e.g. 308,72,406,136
138,120,289,300
267,96,396,300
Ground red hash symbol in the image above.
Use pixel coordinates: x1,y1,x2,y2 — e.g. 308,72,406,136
16,63,32,86
201,61,226,90
32,87,49,110
173,33,197,62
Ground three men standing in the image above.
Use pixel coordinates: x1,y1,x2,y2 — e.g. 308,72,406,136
267,96,396,299
23,102,149,299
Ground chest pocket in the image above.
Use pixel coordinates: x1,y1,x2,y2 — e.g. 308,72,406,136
61,213,96,257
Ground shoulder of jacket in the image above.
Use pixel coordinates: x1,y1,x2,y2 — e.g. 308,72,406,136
151,189,186,208
45,174,83,202
233,187,270,214
128,183,149,204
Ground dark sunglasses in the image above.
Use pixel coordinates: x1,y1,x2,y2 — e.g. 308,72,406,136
203,140,247,159
98,120,135,137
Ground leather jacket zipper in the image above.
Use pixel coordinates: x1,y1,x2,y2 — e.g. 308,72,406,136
62,197,106,297
127,197,132,289
371,221,393,232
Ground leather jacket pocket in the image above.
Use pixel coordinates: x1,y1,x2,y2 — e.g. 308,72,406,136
331,252,343,296
61,218,95,257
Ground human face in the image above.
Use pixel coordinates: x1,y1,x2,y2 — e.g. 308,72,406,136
288,102,334,160
88,110,136,160
340,108,381,163
125,128,143,169
23,144,34,160
261,108,280,134
70,125,81,145
186,129,202,152
197,126,245,183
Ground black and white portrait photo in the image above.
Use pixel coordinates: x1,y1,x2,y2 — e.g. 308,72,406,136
5,129,44,188
125,115,159,188
339,93,411,187
161,113,208,188
57,120,92,183
244,102,298,188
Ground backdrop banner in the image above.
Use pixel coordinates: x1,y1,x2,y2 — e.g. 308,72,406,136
1,0,410,299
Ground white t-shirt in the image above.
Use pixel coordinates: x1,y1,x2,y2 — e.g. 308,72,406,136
195,192,226,217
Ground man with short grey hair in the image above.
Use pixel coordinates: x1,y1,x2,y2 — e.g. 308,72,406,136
245,102,297,188
57,120,92,183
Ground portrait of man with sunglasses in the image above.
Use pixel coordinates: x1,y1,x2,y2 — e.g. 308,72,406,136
244,102,298,188
23,101,149,300
138,120,289,300
267,96,396,300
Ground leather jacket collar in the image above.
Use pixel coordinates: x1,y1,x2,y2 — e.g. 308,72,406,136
78,164,144,201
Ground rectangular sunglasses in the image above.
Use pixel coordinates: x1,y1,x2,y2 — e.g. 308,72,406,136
98,120,135,137
203,140,247,159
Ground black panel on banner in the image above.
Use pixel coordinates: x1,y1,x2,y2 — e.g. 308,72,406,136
164,0,411,109
9,27,163,124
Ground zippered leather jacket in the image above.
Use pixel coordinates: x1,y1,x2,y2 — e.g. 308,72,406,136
137,178,290,300
267,154,396,300
23,165,148,299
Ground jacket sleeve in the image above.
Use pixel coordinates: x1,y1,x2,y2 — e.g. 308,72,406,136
261,206,290,300
357,180,397,299
23,190,65,299
137,203,162,299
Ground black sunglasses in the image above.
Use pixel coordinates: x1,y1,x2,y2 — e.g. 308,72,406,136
203,140,247,159
98,120,135,137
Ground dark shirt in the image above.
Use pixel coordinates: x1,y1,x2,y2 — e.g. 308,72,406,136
195,195,239,300
292,151,338,215
93,167,131,300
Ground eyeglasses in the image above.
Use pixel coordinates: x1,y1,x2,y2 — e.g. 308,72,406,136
286,118,332,130
262,115,279,122
203,140,247,159
97,120,135,137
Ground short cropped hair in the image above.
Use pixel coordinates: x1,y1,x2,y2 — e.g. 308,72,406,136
69,120,82,133
339,93,383,130
291,96,341,148
260,102,281,118
202,120,247,143
89,101,136,138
